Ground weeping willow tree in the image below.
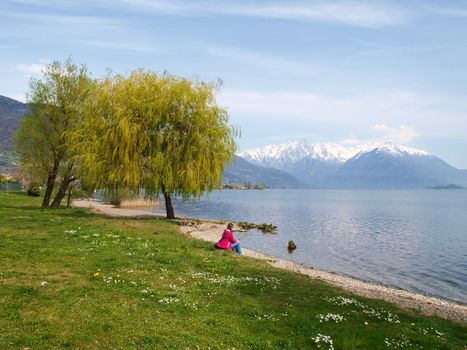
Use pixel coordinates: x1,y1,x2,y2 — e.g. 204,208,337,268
14,58,92,208
75,70,238,218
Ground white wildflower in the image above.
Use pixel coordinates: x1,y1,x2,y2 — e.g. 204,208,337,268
313,334,334,350
317,313,345,323
158,297,180,304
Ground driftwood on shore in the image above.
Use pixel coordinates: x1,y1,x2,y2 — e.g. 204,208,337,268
238,221,277,233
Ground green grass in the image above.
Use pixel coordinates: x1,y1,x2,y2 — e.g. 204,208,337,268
0,191,465,349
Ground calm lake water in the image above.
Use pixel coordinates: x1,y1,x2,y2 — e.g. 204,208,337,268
149,189,467,304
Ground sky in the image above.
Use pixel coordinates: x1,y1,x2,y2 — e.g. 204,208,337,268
1,0,467,168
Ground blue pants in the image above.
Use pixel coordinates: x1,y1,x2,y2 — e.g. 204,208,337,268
231,242,242,254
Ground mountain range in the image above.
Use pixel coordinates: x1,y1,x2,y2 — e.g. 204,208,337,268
238,141,467,189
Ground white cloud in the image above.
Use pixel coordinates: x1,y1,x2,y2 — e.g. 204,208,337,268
207,46,310,73
5,0,410,27
219,90,415,123
372,124,419,144
85,40,168,53
16,63,45,76
218,89,467,140
1,10,168,54
340,135,363,145
425,5,467,17
338,125,419,146
113,0,409,27
226,1,408,27
1,11,118,27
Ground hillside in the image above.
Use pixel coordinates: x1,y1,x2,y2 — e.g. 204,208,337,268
0,95,28,150
223,156,310,188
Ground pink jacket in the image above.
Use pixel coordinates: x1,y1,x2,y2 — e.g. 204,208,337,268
215,229,238,250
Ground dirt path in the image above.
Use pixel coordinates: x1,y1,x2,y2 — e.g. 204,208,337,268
73,199,165,219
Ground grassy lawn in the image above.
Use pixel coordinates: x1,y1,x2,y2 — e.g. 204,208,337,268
0,191,465,349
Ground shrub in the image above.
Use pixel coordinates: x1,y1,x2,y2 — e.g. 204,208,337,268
101,188,139,207
27,182,41,197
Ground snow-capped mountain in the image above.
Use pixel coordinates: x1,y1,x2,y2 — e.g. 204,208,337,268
240,140,431,166
237,141,466,188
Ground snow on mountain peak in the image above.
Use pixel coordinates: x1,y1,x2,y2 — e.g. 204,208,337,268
238,141,432,167
240,140,311,166
374,143,431,157
308,143,355,162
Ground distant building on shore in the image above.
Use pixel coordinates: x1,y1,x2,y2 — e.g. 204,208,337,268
222,183,266,190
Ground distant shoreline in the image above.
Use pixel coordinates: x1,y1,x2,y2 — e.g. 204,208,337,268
73,198,467,323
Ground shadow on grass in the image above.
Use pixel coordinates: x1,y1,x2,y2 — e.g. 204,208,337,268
0,205,99,219
60,209,170,222
56,208,100,219
0,190,27,196
1,205,42,211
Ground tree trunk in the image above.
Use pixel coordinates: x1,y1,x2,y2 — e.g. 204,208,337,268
163,192,175,219
66,187,72,208
42,159,60,208
50,180,71,208
41,174,54,208
50,161,75,208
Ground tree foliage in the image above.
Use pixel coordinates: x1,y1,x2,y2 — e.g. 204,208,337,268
14,58,92,208
75,70,238,218
14,62,237,216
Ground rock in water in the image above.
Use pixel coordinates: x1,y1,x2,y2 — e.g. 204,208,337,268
288,240,296,251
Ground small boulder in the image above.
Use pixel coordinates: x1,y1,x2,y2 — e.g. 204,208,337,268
288,240,297,251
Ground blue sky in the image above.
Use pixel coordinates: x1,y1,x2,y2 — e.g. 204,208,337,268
1,0,467,168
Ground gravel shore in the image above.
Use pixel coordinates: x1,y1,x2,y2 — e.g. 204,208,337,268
74,199,467,323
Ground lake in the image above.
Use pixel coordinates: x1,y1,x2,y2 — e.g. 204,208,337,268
148,189,467,304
